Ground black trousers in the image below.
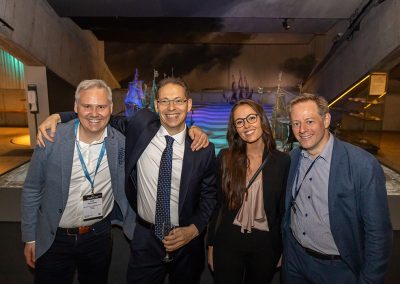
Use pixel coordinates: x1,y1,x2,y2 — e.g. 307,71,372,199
35,218,112,284
127,222,205,284
213,223,280,284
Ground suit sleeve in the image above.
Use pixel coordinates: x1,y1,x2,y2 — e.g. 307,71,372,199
189,145,217,234
358,158,392,284
20,145,48,242
59,111,77,123
109,115,130,135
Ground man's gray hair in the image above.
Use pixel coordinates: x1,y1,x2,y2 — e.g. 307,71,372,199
288,93,329,117
75,79,113,104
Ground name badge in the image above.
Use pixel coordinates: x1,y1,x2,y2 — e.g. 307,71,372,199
83,193,103,221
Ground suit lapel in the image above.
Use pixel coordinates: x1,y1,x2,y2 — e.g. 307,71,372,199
283,149,301,228
286,149,301,207
105,126,118,194
178,134,194,214
126,121,160,178
60,122,76,206
262,150,272,201
328,138,345,214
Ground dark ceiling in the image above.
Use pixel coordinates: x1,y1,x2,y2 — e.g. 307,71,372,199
47,0,367,43
46,0,365,18
66,17,341,44
46,0,371,87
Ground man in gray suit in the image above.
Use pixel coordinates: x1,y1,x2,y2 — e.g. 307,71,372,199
21,79,135,284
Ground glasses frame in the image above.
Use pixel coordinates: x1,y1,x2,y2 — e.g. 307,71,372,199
157,98,188,106
234,113,259,128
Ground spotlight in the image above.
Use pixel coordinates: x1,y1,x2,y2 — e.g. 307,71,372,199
282,18,290,30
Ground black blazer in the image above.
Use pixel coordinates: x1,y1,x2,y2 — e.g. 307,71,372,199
207,148,290,251
112,109,217,233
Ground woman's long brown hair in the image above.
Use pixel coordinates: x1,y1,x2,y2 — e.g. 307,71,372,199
221,99,276,210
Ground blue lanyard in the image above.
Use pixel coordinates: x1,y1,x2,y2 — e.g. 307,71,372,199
290,155,320,213
74,119,106,195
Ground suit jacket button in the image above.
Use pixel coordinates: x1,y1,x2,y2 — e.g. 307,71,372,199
50,231,54,235
58,209,62,214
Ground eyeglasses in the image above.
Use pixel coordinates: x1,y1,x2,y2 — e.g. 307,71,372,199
234,114,259,128
157,98,188,106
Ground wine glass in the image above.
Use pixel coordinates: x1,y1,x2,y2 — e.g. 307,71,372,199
161,221,175,263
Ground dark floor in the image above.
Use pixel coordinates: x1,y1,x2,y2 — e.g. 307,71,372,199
0,222,398,284
0,223,216,284
0,224,129,284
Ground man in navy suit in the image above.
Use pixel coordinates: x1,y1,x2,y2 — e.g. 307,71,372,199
120,77,217,284
38,77,216,284
282,93,392,283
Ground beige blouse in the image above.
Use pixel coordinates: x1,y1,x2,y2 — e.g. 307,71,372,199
233,176,269,233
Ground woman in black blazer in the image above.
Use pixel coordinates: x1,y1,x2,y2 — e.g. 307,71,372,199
207,99,290,284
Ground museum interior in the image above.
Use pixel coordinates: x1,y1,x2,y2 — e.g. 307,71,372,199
0,0,399,283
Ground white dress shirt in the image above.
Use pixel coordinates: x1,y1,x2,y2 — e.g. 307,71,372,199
137,125,186,226
59,126,114,227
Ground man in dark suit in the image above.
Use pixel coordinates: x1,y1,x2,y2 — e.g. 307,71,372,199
121,77,216,284
282,93,392,283
37,77,216,284
21,79,135,284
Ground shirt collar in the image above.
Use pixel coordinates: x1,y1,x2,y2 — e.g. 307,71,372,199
157,125,186,145
318,132,334,162
77,125,108,146
301,132,334,163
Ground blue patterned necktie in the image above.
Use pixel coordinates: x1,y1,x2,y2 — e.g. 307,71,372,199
155,135,174,240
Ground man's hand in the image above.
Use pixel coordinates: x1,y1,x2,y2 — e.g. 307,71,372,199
188,126,209,151
207,246,214,271
36,114,61,147
24,242,36,268
163,224,199,252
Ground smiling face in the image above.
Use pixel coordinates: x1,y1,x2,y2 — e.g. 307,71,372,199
154,83,192,135
290,100,331,157
233,104,263,144
74,87,112,142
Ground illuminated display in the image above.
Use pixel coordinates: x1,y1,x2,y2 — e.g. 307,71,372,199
0,48,25,89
